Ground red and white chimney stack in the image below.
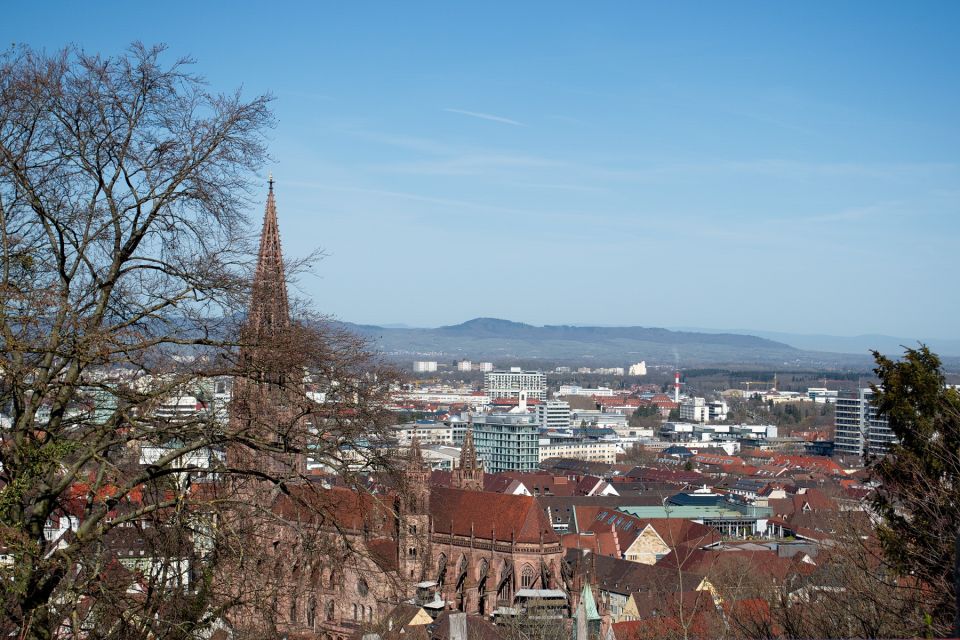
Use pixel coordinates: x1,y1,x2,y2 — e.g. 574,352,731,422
674,371,681,404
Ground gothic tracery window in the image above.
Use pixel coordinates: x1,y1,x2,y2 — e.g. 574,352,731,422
521,564,536,589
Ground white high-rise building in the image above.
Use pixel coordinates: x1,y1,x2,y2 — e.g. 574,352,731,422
629,362,647,376
679,397,708,423
456,360,472,372
483,369,547,401
535,400,571,430
477,362,494,372
835,388,893,457
413,361,438,373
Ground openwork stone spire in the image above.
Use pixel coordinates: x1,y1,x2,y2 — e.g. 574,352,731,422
459,429,480,470
452,429,484,491
249,175,290,338
228,177,303,478
409,435,426,471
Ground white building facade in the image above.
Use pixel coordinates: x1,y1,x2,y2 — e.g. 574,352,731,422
536,400,572,430
483,369,547,401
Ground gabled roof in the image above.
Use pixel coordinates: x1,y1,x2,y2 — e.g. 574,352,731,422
430,487,558,544
576,506,721,551
767,488,836,519
566,549,705,596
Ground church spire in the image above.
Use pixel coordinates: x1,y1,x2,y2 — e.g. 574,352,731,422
460,429,479,470
249,175,289,337
452,429,484,491
409,435,426,471
227,177,304,479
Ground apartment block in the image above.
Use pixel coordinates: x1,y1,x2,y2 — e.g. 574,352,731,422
483,368,547,401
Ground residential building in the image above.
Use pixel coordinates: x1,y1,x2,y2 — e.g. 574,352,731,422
477,362,494,372
835,388,892,457
456,360,472,372
536,400,571,430
395,421,455,446
538,439,618,464
471,412,540,473
707,400,728,422
628,362,647,376
413,361,438,373
679,397,708,422
570,410,627,429
483,369,547,401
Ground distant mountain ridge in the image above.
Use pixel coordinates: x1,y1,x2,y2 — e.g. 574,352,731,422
670,326,960,358
337,317,874,367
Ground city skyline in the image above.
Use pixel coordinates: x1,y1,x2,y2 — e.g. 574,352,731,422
6,1,959,338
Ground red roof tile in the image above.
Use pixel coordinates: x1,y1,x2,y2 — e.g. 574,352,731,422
430,487,558,544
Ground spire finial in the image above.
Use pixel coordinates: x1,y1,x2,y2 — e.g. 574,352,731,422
268,173,274,193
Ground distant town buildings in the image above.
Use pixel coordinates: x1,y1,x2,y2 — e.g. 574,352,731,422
413,360,438,373
806,387,839,403
557,385,614,398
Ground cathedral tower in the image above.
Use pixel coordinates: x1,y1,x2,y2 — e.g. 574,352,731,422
227,177,304,478
399,437,430,583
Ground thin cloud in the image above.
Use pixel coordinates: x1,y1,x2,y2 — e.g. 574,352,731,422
443,108,525,126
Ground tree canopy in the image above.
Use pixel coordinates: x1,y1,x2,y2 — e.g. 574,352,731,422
0,43,399,639
870,345,960,637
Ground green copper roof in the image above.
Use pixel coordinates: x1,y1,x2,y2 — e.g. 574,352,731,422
580,583,600,621
617,505,748,519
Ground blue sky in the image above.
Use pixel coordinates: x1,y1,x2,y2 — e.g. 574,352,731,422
6,2,960,339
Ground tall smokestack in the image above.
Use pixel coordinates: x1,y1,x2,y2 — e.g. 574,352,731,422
674,371,681,404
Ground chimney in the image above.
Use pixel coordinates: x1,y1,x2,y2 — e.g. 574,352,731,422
449,612,468,640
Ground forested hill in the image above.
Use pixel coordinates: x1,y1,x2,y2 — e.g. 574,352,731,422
338,317,858,366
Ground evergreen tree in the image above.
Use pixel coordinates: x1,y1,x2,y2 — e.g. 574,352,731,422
870,345,960,637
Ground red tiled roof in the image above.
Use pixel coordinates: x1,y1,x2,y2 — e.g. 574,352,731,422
656,548,810,582
574,506,720,551
430,487,559,544
367,537,399,572
274,485,393,532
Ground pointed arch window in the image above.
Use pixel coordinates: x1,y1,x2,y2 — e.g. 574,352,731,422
521,564,536,589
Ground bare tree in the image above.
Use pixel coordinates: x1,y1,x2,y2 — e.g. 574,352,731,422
714,512,932,640
0,43,400,639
